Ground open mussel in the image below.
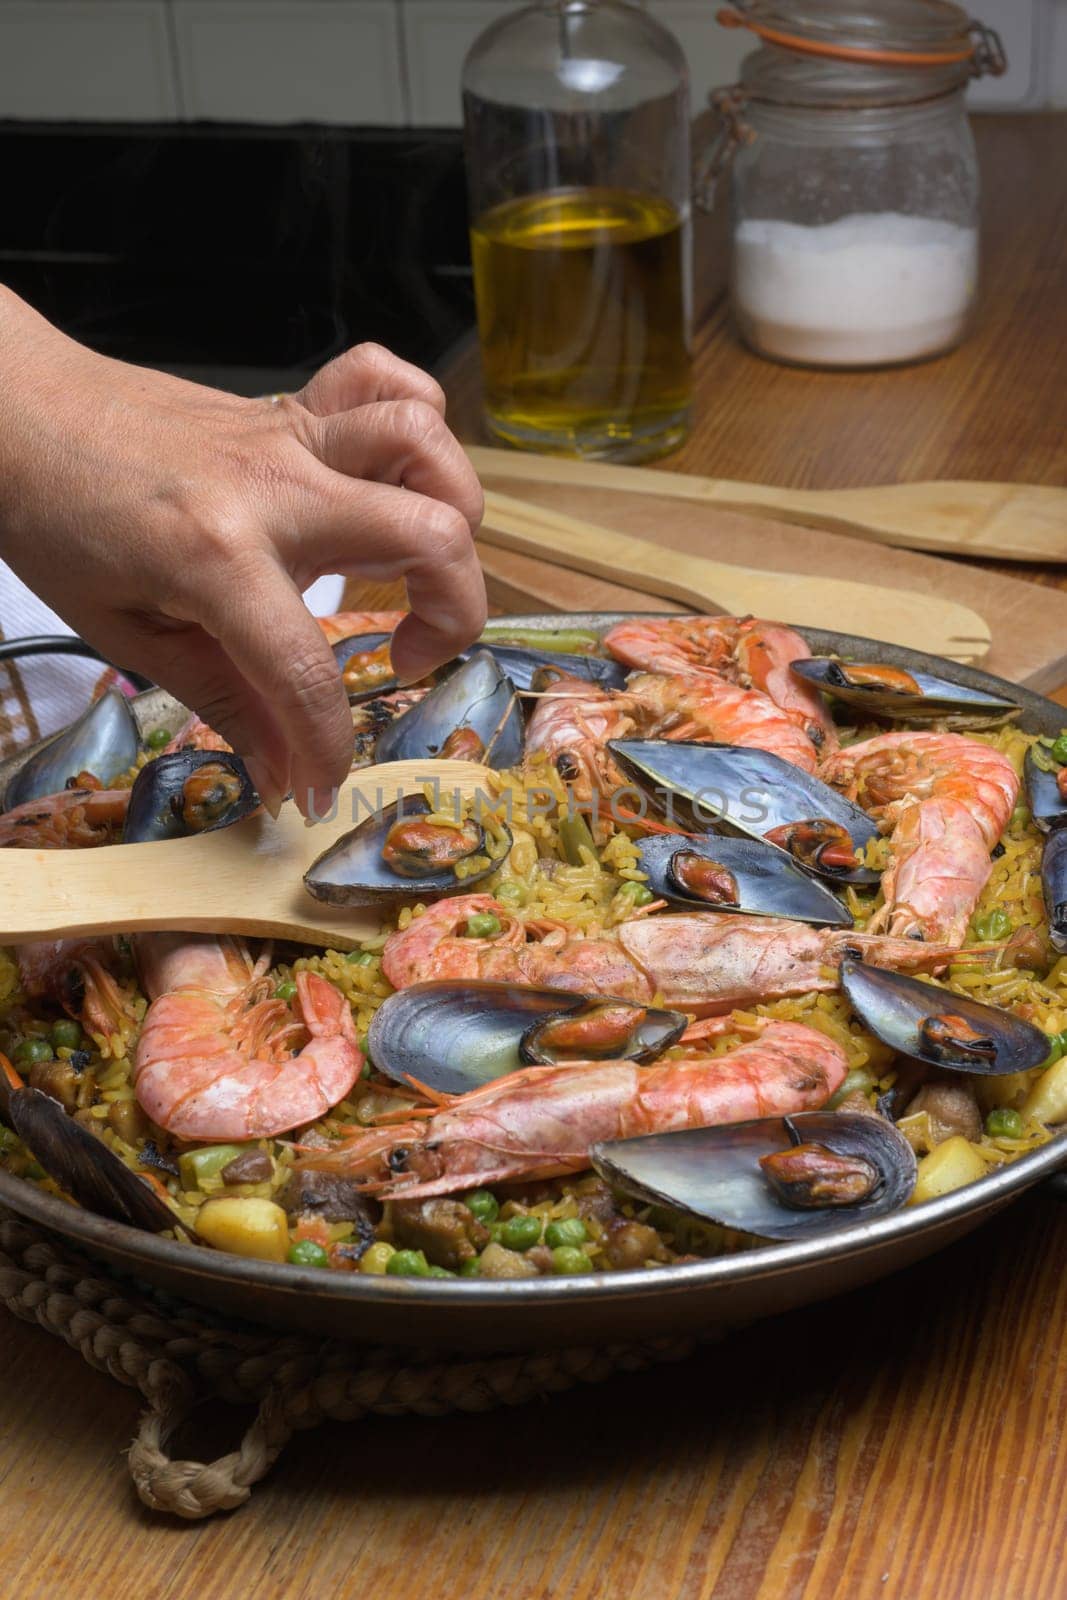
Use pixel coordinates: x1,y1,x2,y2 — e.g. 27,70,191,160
0,1062,186,1235
840,959,1050,1074
332,631,401,703
459,642,628,694
1040,828,1067,954
591,1110,916,1242
791,659,1018,725
1024,747,1067,833
122,750,259,842
304,795,511,906
635,834,852,926
367,981,687,1095
4,688,139,811
374,650,525,768
608,739,880,885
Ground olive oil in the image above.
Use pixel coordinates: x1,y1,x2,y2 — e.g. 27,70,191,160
470,187,691,461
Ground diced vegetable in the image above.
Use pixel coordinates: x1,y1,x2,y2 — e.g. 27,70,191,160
827,1067,875,1109
495,881,526,906
974,908,1012,942
459,1256,482,1276
559,813,598,866
178,1144,245,1188
618,881,654,907
912,1137,987,1204
359,1241,396,1275
347,950,377,966
197,1197,290,1262
1023,1056,1067,1125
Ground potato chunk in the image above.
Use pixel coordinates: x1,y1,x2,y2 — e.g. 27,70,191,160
197,1196,289,1262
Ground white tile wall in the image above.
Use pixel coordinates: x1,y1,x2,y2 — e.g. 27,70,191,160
0,0,1059,125
172,0,405,124
0,1,178,120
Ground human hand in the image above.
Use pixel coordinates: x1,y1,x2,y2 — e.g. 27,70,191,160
0,288,485,815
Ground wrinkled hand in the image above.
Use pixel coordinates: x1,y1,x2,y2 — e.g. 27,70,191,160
0,288,485,815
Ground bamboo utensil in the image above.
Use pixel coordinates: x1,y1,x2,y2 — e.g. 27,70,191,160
0,761,491,947
479,489,992,662
469,447,1067,563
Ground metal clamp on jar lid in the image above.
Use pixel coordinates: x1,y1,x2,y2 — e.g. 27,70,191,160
703,0,1003,369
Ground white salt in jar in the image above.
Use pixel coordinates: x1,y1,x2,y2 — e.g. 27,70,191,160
705,1,1005,369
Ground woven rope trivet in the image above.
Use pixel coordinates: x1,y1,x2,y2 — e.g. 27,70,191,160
0,1210,702,1520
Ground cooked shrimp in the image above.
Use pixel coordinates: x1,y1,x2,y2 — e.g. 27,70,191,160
296,1018,848,1197
617,912,968,1015
821,731,1019,943
524,674,639,793
381,894,655,1000
626,671,820,773
733,619,838,756
163,715,232,754
603,616,737,679
134,933,363,1140
17,937,141,1041
0,786,129,848
317,610,405,645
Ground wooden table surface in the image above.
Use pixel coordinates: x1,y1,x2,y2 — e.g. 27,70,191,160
5,113,1067,1600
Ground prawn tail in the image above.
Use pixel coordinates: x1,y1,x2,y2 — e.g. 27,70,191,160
294,1122,425,1180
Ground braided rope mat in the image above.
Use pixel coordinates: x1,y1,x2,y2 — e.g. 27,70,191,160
0,1210,702,1520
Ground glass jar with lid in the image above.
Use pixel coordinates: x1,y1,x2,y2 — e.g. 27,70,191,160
463,0,693,461
705,1,1005,368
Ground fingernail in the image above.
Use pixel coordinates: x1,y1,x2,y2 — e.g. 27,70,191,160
245,758,283,820
300,785,339,824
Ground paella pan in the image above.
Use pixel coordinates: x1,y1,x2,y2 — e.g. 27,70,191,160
0,612,1065,1350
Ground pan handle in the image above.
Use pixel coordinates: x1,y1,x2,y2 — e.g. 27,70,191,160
0,633,153,692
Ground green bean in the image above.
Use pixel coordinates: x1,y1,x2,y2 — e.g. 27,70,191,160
479,625,601,654
827,1068,876,1109
559,813,598,866
178,1145,244,1188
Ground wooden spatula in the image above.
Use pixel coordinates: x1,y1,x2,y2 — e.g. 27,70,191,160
469,447,1067,563
479,489,991,662
0,761,492,948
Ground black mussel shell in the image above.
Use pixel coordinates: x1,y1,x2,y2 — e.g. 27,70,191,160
1024,748,1067,834
459,642,628,694
635,834,853,926
4,689,139,811
367,981,687,1095
304,796,511,906
608,739,880,886
122,750,259,842
6,1086,186,1234
374,651,525,768
1041,827,1067,954
790,658,1018,724
840,960,1050,1074
332,631,400,703
591,1110,916,1242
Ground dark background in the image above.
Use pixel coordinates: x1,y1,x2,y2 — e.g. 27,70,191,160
4,124,475,393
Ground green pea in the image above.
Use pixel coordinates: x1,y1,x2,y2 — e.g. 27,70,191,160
287,1239,329,1268
50,1019,83,1053
347,950,377,966
500,1214,542,1251
14,1037,53,1066
1051,734,1067,765
619,881,654,907
274,980,298,1002
544,1217,588,1250
459,1256,482,1277
464,1188,500,1225
551,1246,593,1275
386,1249,431,1277
495,881,526,907
985,1108,1024,1140
426,1265,456,1279
827,1067,876,1110
465,913,501,940
145,726,171,750
974,908,1012,942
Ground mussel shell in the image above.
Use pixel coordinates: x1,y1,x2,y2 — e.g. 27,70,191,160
122,750,259,842
591,1110,917,1242
1024,748,1067,833
1041,828,1067,954
4,688,139,810
332,631,399,703
374,651,525,768
840,959,1050,1074
608,739,880,885
791,659,1019,723
367,981,687,1095
635,834,853,926
7,1086,184,1234
304,796,510,906
459,643,629,694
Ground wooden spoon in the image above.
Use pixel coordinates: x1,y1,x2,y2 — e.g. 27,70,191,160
0,761,493,948
469,447,1067,563
479,490,992,663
